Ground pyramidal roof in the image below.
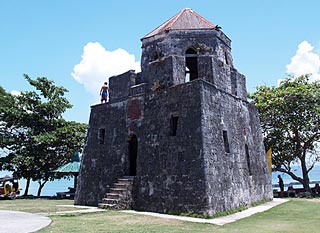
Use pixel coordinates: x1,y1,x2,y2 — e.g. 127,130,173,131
142,8,216,39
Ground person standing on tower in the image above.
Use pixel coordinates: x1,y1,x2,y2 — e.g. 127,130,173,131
100,82,109,103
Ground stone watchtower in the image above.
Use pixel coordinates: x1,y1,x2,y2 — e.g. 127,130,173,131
75,8,273,216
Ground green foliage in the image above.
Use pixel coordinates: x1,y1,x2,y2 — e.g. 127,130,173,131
211,205,248,218
179,212,212,219
0,86,16,149
164,210,212,219
0,75,87,196
249,75,320,190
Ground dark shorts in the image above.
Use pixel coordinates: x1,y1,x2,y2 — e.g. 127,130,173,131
101,92,108,100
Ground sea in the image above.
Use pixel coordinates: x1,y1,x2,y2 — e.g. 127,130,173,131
272,165,320,191
0,170,73,197
1,165,320,196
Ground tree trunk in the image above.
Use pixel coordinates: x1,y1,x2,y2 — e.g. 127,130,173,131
23,178,30,196
37,180,47,197
301,158,311,193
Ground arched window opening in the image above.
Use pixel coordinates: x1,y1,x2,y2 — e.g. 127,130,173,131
185,48,198,82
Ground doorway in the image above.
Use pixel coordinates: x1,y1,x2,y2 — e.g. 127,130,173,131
127,134,138,176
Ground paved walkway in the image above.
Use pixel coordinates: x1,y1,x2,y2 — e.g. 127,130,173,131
0,198,288,232
122,198,288,226
48,205,105,216
0,210,51,233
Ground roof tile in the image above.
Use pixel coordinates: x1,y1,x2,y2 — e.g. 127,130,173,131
142,8,216,39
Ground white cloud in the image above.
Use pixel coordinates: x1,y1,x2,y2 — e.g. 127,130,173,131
71,42,141,97
11,90,20,96
286,40,320,81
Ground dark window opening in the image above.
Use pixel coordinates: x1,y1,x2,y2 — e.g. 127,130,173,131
223,130,230,153
170,116,179,136
245,144,252,175
231,75,238,96
98,128,105,145
185,48,198,82
225,52,229,65
128,134,138,176
150,51,158,62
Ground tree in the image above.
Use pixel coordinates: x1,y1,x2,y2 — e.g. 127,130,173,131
249,75,320,192
0,75,87,196
0,86,15,150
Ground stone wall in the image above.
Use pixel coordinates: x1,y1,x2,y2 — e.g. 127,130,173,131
75,101,129,206
75,78,273,213
75,81,209,209
132,81,208,213
139,29,249,103
109,70,137,102
200,81,273,215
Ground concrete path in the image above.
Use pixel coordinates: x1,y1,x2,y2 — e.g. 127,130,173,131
0,205,104,233
48,205,105,215
122,198,288,226
0,210,51,233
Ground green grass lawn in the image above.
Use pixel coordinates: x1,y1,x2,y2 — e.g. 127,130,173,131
0,198,76,214
1,198,319,232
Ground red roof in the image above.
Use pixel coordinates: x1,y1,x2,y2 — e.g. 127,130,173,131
142,8,216,39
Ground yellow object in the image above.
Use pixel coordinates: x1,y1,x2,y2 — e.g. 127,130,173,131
0,177,20,199
266,148,272,173
5,183,12,194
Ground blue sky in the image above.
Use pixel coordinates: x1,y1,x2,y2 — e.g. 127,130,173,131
1,0,320,123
